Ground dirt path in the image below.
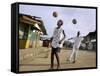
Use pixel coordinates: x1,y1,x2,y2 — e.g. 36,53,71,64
19,47,96,72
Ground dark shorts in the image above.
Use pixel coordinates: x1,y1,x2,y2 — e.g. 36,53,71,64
52,47,61,53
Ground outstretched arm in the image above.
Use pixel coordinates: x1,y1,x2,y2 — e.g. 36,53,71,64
59,30,66,44
68,38,73,40
68,36,85,40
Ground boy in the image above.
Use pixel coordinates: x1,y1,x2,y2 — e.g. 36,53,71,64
67,31,84,63
50,20,66,70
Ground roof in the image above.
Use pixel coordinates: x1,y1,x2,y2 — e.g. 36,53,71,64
19,14,47,35
87,31,96,36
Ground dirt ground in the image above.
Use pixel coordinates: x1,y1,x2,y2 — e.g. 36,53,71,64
19,47,96,72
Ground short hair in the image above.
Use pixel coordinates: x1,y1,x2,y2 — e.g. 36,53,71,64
57,20,63,25
77,31,80,35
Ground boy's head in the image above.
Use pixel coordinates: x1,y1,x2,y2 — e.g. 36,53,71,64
57,20,63,27
77,31,80,37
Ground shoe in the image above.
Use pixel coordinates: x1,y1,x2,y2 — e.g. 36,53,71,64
67,59,75,64
71,60,75,63
57,66,60,69
49,67,53,70
66,59,70,61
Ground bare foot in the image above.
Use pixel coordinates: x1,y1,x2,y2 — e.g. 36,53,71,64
57,66,60,69
49,67,53,70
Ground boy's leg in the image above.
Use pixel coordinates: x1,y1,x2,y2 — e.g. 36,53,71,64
73,52,76,63
55,51,60,69
73,48,78,62
50,48,55,69
69,46,75,62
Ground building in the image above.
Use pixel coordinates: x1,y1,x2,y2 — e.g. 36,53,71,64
19,14,47,49
83,31,96,50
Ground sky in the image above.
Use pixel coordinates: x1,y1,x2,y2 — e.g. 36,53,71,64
19,4,96,40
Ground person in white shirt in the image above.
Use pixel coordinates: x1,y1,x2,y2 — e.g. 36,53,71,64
67,31,84,63
49,20,66,70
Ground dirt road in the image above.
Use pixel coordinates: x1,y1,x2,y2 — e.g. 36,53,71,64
19,47,96,72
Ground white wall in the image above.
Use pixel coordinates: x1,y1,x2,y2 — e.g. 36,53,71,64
0,0,99,76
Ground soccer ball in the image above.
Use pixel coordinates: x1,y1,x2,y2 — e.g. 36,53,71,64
53,11,58,17
72,19,77,24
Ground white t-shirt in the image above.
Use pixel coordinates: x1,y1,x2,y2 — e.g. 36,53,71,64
51,27,64,48
73,37,84,49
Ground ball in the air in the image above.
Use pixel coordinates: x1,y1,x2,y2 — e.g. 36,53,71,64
53,11,58,17
72,19,77,24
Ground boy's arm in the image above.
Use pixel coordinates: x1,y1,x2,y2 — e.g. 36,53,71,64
59,30,66,44
68,38,73,40
50,28,55,42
